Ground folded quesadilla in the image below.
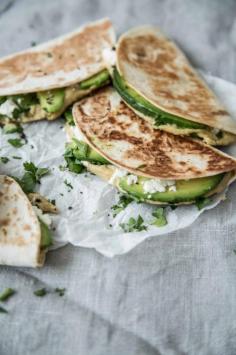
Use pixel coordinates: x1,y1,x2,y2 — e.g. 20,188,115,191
112,26,236,146
64,87,236,205
0,19,115,125
0,175,56,267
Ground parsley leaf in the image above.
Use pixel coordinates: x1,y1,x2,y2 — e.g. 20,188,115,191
8,138,25,148
3,123,23,134
34,288,48,297
0,157,9,164
64,107,75,126
55,288,66,297
111,195,133,216
0,288,15,302
196,197,212,210
120,215,147,233
64,179,73,191
0,306,8,314
23,162,49,183
151,208,167,227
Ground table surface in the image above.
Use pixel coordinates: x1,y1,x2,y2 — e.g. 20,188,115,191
1,1,236,354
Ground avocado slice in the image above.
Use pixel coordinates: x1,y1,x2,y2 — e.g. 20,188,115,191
79,69,110,90
118,174,224,203
64,138,109,173
39,219,53,249
37,89,65,113
113,68,207,130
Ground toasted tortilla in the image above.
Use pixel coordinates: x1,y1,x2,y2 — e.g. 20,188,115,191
73,87,236,180
0,175,44,267
116,26,236,135
0,18,115,96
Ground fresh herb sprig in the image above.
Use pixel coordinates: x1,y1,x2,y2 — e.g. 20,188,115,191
111,195,133,216
120,215,147,233
151,208,167,227
0,288,15,302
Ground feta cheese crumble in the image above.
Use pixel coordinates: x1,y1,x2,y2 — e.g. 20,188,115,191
71,126,86,142
102,48,116,67
0,99,17,118
142,179,176,194
109,168,128,185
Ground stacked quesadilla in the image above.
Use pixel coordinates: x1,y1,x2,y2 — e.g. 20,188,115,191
64,87,236,205
113,26,236,146
0,175,56,267
0,19,115,124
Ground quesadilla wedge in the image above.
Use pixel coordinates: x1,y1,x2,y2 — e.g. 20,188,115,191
0,19,115,125
64,87,236,205
113,26,236,146
0,175,56,267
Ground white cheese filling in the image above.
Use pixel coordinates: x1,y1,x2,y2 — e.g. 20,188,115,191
109,168,128,185
33,206,52,227
142,179,176,193
0,99,18,118
71,126,86,142
102,48,116,68
126,174,138,185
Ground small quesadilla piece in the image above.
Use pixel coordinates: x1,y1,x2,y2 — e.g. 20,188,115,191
0,19,115,124
0,176,54,267
64,87,236,205
113,26,236,146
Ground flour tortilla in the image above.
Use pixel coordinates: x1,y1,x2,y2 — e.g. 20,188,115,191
0,175,44,267
73,87,236,180
116,26,236,135
0,18,115,96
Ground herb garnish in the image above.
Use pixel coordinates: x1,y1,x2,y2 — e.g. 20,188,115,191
12,156,22,159
34,288,48,297
120,215,147,233
64,179,73,191
55,288,66,297
0,306,8,314
151,208,167,227
3,123,23,134
8,138,25,148
64,107,75,126
196,197,212,210
111,195,133,216
0,288,15,302
13,162,50,194
0,157,9,164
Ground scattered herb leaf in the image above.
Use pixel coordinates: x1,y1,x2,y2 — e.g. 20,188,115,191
0,306,8,314
111,195,133,216
34,288,48,297
64,179,73,190
55,288,66,297
0,288,15,302
120,215,147,233
8,138,25,148
0,157,9,164
12,156,22,159
151,208,167,227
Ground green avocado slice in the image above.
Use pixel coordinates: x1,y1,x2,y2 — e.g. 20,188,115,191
113,67,207,130
79,69,110,90
37,89,65,113
39,219,53,249
118,174,224,203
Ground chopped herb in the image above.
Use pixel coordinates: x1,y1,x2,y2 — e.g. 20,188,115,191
233,249,236,255
68,206,73,210
12,156,22,159
120,215,147,233
170,205,177,210
111,195,133,216
64,107,75,126
3,123,23,134
47,52,53,58
55,288,66,297
64,179,73,190
0,288,15,302
59,165,66,171
8,138,25,148
31,41,37,47
59,193,64,196
151,208,167,227
34,288,48,297
0,306,8,314
23,162,50,183
49,199,56,206
196,197,212,210
0,157,9,164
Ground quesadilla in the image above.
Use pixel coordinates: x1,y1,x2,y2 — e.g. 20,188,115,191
0,19,115,125
112,26,236,146
0,175,56,267
64,87,236,205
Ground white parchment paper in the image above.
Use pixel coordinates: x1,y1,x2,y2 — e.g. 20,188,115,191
1,73,236,257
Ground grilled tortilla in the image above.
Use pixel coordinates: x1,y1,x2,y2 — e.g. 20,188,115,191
0,18,115,124
65,87,236,205
0,176,53,267
114,26,236,146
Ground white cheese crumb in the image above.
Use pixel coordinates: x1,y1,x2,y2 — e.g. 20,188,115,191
0,99,18,118
102,48,116,67
142,179,176,194
109,168,128,185
126,174,138,185
33,206,52,227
